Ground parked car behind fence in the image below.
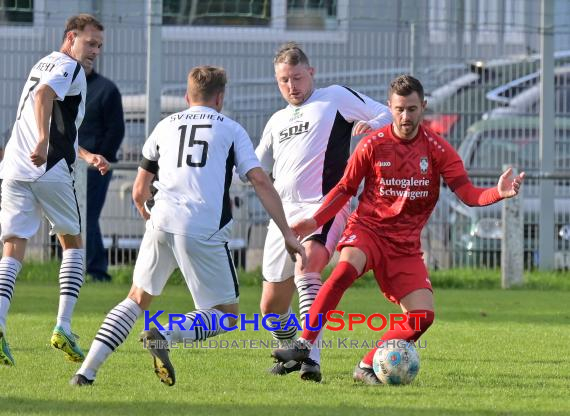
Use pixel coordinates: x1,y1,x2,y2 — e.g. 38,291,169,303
424,51,570,146
445,117,570,269
484,65,570,118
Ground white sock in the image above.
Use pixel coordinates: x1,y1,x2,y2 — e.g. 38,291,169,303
56,249,85,333
160,308,228,342
295,272,322,364
77,297,142,380
0,257,22,332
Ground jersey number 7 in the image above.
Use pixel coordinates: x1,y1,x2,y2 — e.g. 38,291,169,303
177,124,210,168
17,76,40,120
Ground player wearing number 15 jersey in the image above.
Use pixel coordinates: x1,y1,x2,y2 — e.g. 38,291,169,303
0,14,109,368
70,66,306,387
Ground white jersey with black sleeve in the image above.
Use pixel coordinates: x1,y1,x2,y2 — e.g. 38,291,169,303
1,51,86,183
256,84,392,204
140,105,261,239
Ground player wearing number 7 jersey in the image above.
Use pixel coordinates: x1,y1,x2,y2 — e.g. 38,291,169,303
0,14,110,367
70,66,306,386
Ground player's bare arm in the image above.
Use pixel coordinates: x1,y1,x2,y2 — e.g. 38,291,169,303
291,218,318,239
30,84,57,167
246,167,307,267
78,146,110,175
497,167,526,198
132,167,155,220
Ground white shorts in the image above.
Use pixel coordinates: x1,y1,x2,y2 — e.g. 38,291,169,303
133,221,239,309
262,202,349,283
0,179,80,242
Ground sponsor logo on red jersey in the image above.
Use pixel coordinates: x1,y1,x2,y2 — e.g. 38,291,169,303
420,157,429,174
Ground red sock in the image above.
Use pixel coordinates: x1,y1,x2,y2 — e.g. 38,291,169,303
301,261,360,343
362,309,435,366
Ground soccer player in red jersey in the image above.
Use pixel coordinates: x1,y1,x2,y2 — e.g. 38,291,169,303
271,75,525,384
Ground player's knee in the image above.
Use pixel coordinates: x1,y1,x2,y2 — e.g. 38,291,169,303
296,243,329,273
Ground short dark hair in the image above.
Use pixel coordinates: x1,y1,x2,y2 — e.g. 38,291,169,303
62,14,104,40
273,42,310,66
388,75,424,101
187,66,227,102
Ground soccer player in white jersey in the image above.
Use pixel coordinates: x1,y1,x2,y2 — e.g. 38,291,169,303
256,42,392,382
0,14,110,366
69,66,306,386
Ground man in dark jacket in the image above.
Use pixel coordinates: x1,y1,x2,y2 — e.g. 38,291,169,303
79,63,125,281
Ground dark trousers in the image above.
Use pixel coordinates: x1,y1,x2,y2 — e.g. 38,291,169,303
86,169,113,281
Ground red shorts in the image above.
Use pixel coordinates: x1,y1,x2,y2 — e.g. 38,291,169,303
337,223,432,304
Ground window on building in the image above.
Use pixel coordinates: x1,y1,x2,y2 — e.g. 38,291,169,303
163,0,338,30
287,0,337,30
0,0,33,25
163,0,271,26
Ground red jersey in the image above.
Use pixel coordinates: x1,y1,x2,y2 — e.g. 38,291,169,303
335,124,471,250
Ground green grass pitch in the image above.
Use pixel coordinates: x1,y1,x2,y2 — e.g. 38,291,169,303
1,277,569,415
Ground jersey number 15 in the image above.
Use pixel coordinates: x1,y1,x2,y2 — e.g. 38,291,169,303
177,124,210,168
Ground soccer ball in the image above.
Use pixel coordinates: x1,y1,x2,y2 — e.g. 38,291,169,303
372,339,420,385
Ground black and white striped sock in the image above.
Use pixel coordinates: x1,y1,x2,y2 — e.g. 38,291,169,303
77,297,142,380
161,309,228,342
266,307,297,345
56,248,84,333
295,272,323,363
0,257,22,332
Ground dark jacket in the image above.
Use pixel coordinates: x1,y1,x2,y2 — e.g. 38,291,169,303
79,71,125,163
